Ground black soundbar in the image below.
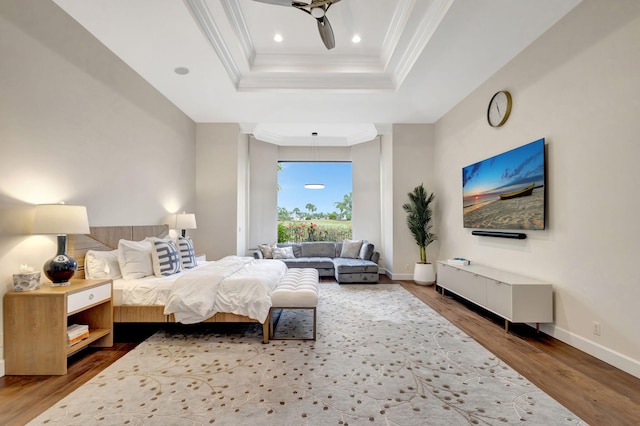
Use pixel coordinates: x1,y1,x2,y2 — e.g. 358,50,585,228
471,230,527,239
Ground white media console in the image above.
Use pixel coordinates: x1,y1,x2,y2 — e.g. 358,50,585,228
436,261,553,332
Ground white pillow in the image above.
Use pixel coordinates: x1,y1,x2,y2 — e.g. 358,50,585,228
117,239,153,280
150,238,181,277
272,246,295,259
178,236,197,269
85,250,121,280
340,239,363,258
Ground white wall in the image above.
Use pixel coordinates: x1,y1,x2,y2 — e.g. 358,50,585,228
0,0,196,376
434,0,640,378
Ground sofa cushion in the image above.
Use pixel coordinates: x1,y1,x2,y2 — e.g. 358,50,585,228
358,241,375,261
278,243,302,258
340,239,363,258
258,242,277,259
333,257,379,274
301,242,336,258
273,246,295,259
279,257,335,270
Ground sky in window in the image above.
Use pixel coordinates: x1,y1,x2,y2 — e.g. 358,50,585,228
278,162,352,215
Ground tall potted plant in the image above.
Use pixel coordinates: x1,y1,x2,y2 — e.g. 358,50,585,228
403,184,437,285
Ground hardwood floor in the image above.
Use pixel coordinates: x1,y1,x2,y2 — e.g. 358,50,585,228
1,280,638,425
401,281,640,426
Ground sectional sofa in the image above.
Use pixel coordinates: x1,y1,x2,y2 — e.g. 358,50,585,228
253,241,380,284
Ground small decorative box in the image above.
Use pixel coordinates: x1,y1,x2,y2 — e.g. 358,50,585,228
13,271,41,292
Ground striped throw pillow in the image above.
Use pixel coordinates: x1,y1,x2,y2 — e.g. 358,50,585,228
178,236,197,269
151,239,181,277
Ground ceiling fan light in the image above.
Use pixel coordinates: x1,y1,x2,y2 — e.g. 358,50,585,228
274,33,283,42
310,7,325,18
352,34,361,43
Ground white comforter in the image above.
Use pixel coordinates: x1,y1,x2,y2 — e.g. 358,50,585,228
163,256,287,324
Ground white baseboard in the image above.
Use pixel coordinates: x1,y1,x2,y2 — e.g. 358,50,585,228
390,272,413,281
540,323,639,379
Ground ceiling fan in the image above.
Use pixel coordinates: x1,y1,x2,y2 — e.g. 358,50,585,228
253,0,342,50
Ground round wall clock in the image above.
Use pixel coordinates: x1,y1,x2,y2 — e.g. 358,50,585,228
487,90,512,127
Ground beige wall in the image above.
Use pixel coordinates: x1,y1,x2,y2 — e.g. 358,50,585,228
388,124,437,279
195,123,244,260
434,0,640,377
0,0,196,375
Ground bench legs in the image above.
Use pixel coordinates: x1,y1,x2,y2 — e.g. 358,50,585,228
268,307,316,341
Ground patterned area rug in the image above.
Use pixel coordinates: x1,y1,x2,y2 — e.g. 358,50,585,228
30,284,586,425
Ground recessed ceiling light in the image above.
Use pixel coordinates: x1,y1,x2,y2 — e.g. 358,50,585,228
274,33,283,43
352,35,361,44
174,67,189,75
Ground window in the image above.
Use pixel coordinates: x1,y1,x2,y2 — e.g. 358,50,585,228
277,162,352,243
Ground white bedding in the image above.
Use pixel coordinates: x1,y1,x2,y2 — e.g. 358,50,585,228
112,261,212,306
113,256,287,324
164,256,287,324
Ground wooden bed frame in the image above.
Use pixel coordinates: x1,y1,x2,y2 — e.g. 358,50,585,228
68,225,270,343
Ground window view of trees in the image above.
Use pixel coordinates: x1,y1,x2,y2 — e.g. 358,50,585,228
277,192,352,243
277,162,352,243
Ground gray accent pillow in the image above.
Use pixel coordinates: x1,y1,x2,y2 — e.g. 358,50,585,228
359,241,375,260
340,239,363,258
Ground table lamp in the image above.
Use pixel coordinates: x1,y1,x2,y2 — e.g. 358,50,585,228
32,203,90,285
175,212,197,237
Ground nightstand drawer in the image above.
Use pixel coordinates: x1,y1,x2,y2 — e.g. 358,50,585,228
67,282,111,313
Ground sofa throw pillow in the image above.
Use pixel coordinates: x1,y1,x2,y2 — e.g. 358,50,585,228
258,242,277,259
117,239,154,280
85,250,122,280
178,236,197,269
272,246,295,259
359,241,375,261
151,239,182,277
341,239,363,258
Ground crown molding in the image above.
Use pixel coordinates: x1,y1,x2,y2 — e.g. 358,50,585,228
185,0,241,87
186,0,452,92
221,0,256,66
390,0,454,87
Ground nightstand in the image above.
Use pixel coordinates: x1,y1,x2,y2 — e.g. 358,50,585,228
3,279,113,375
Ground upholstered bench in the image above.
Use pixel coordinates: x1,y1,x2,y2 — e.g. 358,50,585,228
269,268,319,341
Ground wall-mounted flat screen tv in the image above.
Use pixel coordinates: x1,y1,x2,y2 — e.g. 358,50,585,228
463,138,545,230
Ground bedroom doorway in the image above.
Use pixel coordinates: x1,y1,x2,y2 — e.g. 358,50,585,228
277,161,352,243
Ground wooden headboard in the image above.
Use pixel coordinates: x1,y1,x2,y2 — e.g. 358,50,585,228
68,225,169,279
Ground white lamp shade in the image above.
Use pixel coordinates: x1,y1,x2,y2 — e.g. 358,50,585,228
175,213,197,230
32,204,90,235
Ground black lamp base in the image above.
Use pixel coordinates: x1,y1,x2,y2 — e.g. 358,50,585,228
43,235,77,286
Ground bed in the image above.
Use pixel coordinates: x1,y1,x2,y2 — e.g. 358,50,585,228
68,225,284,343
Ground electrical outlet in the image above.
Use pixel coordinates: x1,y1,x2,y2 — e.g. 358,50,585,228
592,321,601,336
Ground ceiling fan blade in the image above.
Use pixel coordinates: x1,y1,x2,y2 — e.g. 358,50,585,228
252,0,292,6
317,16,335,50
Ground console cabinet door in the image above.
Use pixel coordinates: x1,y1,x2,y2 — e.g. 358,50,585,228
485,279,512,319
438,264,455,292
459,272,487,308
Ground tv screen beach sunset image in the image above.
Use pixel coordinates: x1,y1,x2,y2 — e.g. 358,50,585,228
463,139,545,230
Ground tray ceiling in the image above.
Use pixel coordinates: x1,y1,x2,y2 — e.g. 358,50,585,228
52,0,581,145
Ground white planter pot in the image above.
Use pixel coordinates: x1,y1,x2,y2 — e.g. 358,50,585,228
413,262,435,285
